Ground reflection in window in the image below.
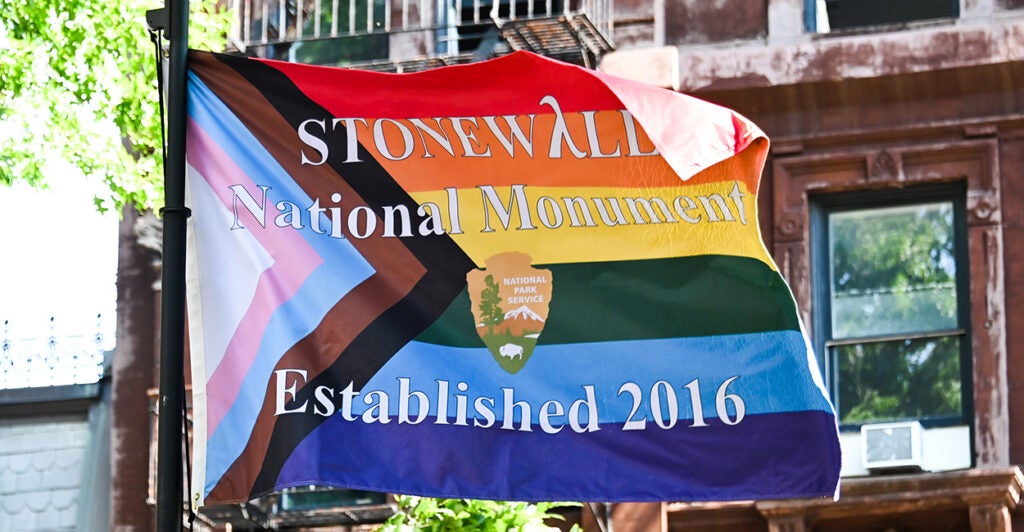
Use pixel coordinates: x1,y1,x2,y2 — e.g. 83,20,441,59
829,203,957,339
437,0,565,56
280,486,387,511
290,0,389,65
834,336,961,424
813,192,969,427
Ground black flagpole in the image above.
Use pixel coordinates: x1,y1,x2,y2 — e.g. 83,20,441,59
156,0,189,529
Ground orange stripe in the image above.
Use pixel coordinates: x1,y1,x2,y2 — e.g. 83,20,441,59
349,112,762,193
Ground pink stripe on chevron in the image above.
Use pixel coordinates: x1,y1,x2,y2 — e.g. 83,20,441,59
187,118,323,436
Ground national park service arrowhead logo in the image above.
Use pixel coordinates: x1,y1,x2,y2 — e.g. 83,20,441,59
466,252,552,374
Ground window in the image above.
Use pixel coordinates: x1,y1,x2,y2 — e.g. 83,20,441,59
437,0,565,56
805,0,959,33
291,0,389,65
279,486,387,511
811,186,971,428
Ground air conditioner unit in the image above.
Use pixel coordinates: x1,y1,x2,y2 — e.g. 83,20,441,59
861,421,924,472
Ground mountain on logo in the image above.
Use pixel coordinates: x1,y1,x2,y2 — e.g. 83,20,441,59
498,305,545,337
504,305,544,323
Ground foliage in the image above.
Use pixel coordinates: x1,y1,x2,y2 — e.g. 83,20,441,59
379,496,580,532
0,0,231,211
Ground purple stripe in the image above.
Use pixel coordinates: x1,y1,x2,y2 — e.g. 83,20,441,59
269,410,839,502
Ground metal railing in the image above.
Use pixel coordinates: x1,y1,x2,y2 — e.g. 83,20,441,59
0,317,112,390
227,0,613,63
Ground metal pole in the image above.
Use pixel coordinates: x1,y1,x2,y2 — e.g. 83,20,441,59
156,0,189,529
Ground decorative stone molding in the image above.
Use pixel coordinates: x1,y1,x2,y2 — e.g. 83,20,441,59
868,150,900,182
751,468,1024,531
665,468,1024,530
969,503,1012,532
600,14,1024,93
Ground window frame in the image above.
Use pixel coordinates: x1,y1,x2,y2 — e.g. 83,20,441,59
809,183,973,432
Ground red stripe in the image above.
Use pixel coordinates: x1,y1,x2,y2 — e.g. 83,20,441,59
255,51,624,117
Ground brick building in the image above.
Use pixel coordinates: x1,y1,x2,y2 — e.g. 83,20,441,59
113,1,1024,529
596,1,1024,529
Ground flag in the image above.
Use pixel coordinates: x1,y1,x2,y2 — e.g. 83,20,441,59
185,49,840,506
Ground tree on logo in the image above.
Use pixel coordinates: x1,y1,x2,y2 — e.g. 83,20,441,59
479,274,504,336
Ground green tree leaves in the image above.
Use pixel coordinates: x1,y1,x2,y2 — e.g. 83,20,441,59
479,274,504,336
0,0,230,211
379,496,580,532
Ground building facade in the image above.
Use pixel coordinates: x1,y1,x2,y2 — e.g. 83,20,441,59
117,0,1024,529
600,1,1024,530
0,335,112,531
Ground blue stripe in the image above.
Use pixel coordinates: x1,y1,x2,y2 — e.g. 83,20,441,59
348,329,832,425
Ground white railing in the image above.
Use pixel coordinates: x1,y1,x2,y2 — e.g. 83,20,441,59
0,317,112,390
228,0,613,60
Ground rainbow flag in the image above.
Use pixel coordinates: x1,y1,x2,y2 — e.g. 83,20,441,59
185,50,840,506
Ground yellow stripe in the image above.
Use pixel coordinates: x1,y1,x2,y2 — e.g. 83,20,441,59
409,180,776,268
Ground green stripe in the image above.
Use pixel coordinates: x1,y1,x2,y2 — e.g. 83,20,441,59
416,255,800,347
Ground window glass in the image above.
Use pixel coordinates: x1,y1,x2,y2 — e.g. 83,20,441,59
813,190,969,428
291,0,389,65
833,336,961,424
828,202,957,339
280,486,387,511
808,0,959,33
441,0,565,55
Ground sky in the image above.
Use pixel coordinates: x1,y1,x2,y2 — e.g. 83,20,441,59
0,165,118,349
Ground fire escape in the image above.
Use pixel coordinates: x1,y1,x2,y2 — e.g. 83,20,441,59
227,0,615,72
